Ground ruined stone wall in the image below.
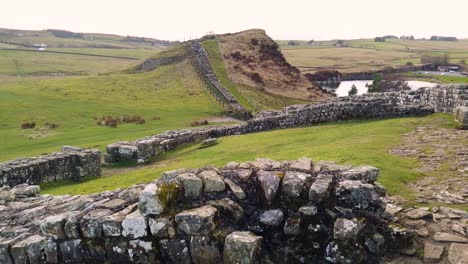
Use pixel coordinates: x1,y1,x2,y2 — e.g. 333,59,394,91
0,146,101,188
105,94,434,163
0,158,413,264
341,64,435,81
186,41,252,119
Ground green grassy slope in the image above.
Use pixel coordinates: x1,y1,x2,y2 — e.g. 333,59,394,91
42,114,455,206
202,39,308,112
0,60,224,161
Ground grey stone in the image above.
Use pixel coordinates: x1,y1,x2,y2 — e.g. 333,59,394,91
224,178,246,199
365,233,385,254
11,235,46,264
282,171,312,198
424,243,444,262
448,243,468,264
309,174,333,203
128,240,155,263
159,239,191,264
177,173,203,198
454,106,468,129
175,205,217,235
11,184,40,197
40,213,68,239
64,211,84,239
257,170,280,204
314,161,352,173
234,169,254,182
335,180,385,213
198,170,225,192
122,209,147,239
80,209,112,238
139,181,179,216
259,209,284,227
433,232,468,243
100,198,127,210
406,208,432,219
201,138,219,147
333,218,360,241
59,239,89,263
149,217,174,238
102,204,137,237
190,236,222,264
289,157,313,172
0,187,15,202
252,158,281,170
224,161,239,170
224,231,262,264
299,205,318,216
341,165,379,183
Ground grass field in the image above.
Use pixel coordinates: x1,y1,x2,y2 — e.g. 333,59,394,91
0,60,224,161
41,114,458,208
202,39,308,112
280,38,468,74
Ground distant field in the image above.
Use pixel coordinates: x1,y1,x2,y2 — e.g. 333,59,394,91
280,39,468,73
0,60,224,161
0,49,153,76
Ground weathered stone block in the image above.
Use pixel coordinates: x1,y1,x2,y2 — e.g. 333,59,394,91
454,106,468,129
80,209,112,238
177,173,203,198
138,181,180,217
198,170,225,192
11,235,46,264
224,178,246,199
341,165,379,183
259,209,284,227
282,171,312,199
224,231,262,264
175,205,217,235
122,209,148,239
257,170,280,204
309,174,333,203
40,213,68,239
149,217,174,238
59,239,90,263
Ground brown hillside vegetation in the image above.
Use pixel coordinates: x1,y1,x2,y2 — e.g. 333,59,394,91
216,29,330,100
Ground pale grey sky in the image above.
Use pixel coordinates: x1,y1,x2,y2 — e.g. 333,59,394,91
3,0,468,40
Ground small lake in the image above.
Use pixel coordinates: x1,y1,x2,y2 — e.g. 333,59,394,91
326,80,439,97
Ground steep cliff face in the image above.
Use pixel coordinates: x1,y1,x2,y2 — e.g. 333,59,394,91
216,29,331,101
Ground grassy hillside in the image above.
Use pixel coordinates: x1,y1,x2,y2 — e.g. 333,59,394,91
202,39,307,112
41,114,456,207
280,38,468,73
0,60,224,161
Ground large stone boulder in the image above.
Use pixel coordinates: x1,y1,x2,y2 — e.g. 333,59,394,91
335,180,385,213
175,205,217,235
340,165,379,183
224,231,262,264
138,181,179,216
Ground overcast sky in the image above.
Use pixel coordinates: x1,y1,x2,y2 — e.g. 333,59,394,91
3,0,467,40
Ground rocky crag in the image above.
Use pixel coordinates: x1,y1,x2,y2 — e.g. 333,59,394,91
0,157,417,263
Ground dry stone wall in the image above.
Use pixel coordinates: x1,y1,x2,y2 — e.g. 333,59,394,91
0,146,101,188
0,158,414,263
105,85,466,164
186,40,251,119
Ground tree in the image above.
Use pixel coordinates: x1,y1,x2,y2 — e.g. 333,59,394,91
348,84,358,96
366,74,383,93
374,37,385,42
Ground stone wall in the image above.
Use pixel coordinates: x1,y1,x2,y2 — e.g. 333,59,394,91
0,146,101,188
186,41,252,119
0,158,414,263
105,92,438,163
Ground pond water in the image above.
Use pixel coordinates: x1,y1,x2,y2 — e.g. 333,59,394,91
326,80,439,97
